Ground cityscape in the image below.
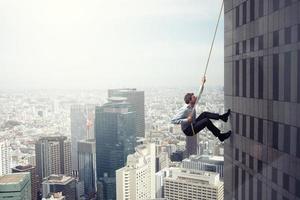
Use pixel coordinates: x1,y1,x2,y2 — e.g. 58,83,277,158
1,0,300,200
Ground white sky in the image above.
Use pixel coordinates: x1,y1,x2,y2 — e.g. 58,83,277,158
0,0,224,90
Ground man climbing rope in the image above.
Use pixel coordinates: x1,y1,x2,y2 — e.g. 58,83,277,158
171,77,232,142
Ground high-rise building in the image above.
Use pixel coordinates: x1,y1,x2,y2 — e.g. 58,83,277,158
0,140,11,176
12,165,38,200
224,1,300,199
42,175,76,200
185,134,198,157
78,139,96,198
95,97,136,200
0,172,31,200
71,104,95,171
163,167,223,200
35,136,72,183
182,155,224,178
116,143,156,200
108,88,145,138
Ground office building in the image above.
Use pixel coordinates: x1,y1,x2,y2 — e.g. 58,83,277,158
0,140,11,176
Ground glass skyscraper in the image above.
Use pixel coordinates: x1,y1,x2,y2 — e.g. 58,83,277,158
224,0,300,199
95,97,136,200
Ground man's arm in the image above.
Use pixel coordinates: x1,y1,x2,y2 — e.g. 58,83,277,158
171,107,189,124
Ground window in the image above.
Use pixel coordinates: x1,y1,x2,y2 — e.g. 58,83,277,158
258,0,264,17
258,57,264,99
249,175,253,200
284,52,291,102
297,128,300,158
242,40,247,53
250,0,255,21
257,179,262,200
236,113,240,134
242,170,246,199
273,0,279,11
285,27,291,44
284,125,290,153
242,59,247,97
298,51,300,103
236,43,239,55
235,60,240,96
283,173,289,191
296,179,300,198
285,0,292,7
236,6,240,27
242,2,247,24
298,25,300,42
235,148,239,161
258,119,263,143
242,152,246,165
272,189,277,200
257,160,263,173
272,167,277,183
249,155,254,169
235,166,239,199
273,54,279,100
250,38,255,51
273,31,279,47
242,115,246,136
273,122,279,149
258,35,264,50
250,58,255,98
250,117,254,139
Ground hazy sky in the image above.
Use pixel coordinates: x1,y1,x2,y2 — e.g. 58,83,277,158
0,0,224,90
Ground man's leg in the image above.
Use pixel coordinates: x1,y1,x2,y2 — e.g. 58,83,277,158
196,112,220,122
193,118,220,137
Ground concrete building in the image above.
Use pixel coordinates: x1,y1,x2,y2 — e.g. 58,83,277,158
182,155,224,178
0,172,31,200
224,0,300,199
42,175,76,200
12,165,38,200
0,140,11,176
163,167,223,200
116,143,156,200
185,134,198,157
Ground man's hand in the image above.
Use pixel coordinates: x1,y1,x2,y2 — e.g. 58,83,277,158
201,76,206,85
187,116,193,123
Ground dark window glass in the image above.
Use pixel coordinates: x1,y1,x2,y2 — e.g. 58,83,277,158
249,175,253,200
273,122,279,149
249,155,254,169
283,173,289,191
273,54,279,100
285,0,292,6
235,166,239,199
242,152,246,164
250,117,254,139
298,25,300,42
272,167,277,183
284,125,290,153
283,197,289,200
298,51,300,103
257,160,263,173
242,59,247,97
242,170,246,199
236,43,239,55
273,31,279,47
236,6,240,27
236,113,240,134
243,40,247,53
257,179,262,200
258,119,263,143
242,115,246,136
272,189,277,200
258,35,264,50
250,58,255,98
285,27,291,44
258,0,264,17
297,128,300,158
250,0,255,21
235,60,240,96
284,52,291,102
296,179,300,198
250,38,255,51
258,57,264,99
235,148,239,161
273,0,279,11
242,2,247,24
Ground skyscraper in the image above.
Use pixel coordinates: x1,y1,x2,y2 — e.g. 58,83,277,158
0,140,11,176
0,172,31,200
78,139,96,198
71,104,95,171
95,97,136,200
108,88,145,138
185,134,198,157
224,1,300,199
12,165,38,200
116,143,156,200
35,136,72,183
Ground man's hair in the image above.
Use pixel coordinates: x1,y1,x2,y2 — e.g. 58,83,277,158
184,93,194,104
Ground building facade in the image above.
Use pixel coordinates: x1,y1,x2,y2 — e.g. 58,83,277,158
224,0,300,199
0,140,11,176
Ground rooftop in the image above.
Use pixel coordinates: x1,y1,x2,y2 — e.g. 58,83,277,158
0,173,26,184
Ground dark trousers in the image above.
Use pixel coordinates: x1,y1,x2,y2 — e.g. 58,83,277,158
183,112,221,137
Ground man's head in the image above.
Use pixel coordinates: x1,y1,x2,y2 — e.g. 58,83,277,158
184,93,196,105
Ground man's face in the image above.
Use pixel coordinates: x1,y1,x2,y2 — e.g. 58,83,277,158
190,95,197,104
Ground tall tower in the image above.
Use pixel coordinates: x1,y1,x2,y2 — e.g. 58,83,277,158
95,97,136,200
0,140,11,176
185,134,198,157
108,88,145,138
224,0,300,199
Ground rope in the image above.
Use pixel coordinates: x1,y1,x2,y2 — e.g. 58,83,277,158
191,0,224,136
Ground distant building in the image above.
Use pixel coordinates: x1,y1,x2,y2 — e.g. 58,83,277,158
0,140,11,176
170,150,184,162
185,134,198,157
155,168,169,199
182,155,224,178
164,167,223,200
43,192,66,200
12,165,38,200
116,143,156,200
95,97,136,200
0,172,31,200
78,139,96,198
108,88,145,137
42,175,76,200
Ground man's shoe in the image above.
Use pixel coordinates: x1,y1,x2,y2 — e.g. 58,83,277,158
218,131,232,142
220,109,231,122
